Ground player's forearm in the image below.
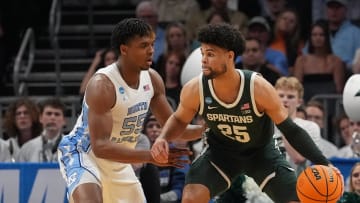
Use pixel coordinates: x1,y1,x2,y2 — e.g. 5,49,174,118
177,124,205,141
277,117,330,165
92,139,153,163
283,136,306,164
159,115,188,141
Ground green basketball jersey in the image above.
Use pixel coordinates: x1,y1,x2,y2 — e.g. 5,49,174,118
198,69,274,160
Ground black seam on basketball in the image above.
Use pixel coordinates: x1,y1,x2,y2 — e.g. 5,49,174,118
320,166,329,201
304,167,327,197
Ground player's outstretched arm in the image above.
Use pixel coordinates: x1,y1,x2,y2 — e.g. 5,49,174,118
149,69,204,142
151,77,201,163
253,75,330,166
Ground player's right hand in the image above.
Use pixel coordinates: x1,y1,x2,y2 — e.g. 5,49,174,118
151,137,169,163
154,147,193,168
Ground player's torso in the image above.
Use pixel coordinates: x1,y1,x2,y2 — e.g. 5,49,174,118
98,64,154,149
67,64,154,153
199,69,273,155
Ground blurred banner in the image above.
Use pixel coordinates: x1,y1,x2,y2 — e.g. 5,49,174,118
0,163,67,203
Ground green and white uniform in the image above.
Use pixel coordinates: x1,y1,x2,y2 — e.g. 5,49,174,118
186,70,298,203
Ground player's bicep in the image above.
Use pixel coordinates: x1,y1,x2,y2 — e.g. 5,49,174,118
254,75,287,124
85,74,115,144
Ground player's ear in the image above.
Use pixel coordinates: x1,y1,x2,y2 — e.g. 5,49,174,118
228,50,235,61
120,44,128,56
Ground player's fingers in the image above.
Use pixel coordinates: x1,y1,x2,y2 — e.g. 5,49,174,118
151,146,168,163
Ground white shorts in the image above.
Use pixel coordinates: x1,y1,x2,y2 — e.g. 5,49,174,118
58,148,146,203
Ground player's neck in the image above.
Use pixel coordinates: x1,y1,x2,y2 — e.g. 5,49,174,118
116,60,140,89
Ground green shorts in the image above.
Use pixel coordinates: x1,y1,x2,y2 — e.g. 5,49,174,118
185,143,299,202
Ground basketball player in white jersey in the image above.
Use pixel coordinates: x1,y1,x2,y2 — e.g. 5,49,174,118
57,18,204,203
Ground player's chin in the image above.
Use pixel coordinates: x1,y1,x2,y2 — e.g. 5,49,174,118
140,65,151,71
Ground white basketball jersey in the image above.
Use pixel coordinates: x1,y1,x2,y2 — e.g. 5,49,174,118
68,63,154,171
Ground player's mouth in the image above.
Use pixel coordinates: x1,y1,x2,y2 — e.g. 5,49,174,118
146,58,152,66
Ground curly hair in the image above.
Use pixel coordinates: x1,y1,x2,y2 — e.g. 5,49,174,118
3,98,42,138
197,23,245,59
111,18,154,55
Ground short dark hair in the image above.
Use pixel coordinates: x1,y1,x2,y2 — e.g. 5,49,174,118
197,23,245,58
38,98,66,115
111,18,153,54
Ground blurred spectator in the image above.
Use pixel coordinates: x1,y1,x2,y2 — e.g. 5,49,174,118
244,16,288,75
296,106,307,119
157,51,186,109
16,98,66,162
237,37,281,85
305,100,339,158
135,0,166,63
152,0,198,24
274,77,322,174
313,0,360,24
321,0,360,75
336,114,352,148
293,20,345,102
79,48,117,95
185,0,248,45
0,138,11,162
270,8,304,71
207,10,231,25
337,162,360,202
352,48,360,74
261,0,287,31
2,98,42,159
305,100,327,135
337,119,360,158
155,22,190,72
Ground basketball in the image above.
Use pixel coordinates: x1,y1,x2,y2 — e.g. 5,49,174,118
296,165,343,203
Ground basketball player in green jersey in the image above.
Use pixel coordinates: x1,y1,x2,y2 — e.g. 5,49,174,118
151,23,338,203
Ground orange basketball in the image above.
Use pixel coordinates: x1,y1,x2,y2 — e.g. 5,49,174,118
296,165,343,203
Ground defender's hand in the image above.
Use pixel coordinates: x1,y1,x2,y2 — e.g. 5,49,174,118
154,147,192,168
151,138,169,163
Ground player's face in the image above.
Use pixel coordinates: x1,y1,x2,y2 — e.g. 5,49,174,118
351,165,360,193
276,88,302,117
200,43,229,79
122,34,155,70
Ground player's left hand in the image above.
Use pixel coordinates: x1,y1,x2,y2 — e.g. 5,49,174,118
328,164,345,195
151,137,170,163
